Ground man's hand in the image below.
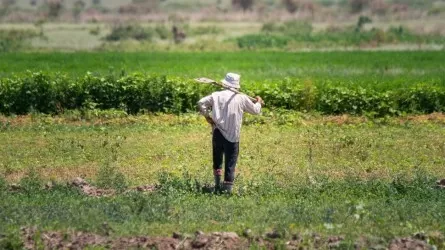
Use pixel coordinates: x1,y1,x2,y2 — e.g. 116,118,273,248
205,116,215,126
255,96,264,105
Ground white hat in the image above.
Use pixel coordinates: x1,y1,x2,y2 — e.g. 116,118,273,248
221,73,240,89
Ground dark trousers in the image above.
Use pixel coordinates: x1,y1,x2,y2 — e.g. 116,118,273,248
213,128,239,183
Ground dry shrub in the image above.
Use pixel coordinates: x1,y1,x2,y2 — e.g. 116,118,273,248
232,0,254,12
283,0,299,14
370,0,389,16
391,3,408,13
282,0,317,17
349,0,370,14
46,0,63,20
119,0,158,15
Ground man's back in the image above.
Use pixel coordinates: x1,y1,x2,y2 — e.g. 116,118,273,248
199,90,261,142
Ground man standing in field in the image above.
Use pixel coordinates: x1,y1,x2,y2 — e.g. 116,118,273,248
198,73,263,194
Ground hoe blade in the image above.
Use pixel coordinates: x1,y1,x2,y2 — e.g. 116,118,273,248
194,77,218,84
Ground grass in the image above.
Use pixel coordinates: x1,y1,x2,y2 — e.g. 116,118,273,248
1,51,444,86
1,113,445,247
0,49,445,247
2,113,445,183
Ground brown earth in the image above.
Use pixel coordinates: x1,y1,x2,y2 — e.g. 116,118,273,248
9,177,157,197
21,227,253,250
21,227,349,249
20,227,438,250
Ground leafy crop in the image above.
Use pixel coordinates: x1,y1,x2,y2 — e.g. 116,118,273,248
1,72,445,116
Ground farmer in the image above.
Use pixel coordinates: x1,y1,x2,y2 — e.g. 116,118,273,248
197,73,263,193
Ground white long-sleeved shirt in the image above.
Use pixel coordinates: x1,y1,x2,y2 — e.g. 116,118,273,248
198,90,262,142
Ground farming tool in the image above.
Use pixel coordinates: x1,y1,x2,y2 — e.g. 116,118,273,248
194,77,264,105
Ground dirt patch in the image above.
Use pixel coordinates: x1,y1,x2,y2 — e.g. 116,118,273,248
8,177,157,197
21,227,249,250
70,177,158,197
402,113,445,124
388,237,431,250
20,227,440,250
70,177,116,197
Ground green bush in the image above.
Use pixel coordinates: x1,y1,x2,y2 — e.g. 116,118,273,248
262,21,313,36
1,72,445,116
105,24,154,41
154,24,170,40
0,231,24,250
237,34,290,49
19,167,43,194
240,24,445,48
0,29,40,52
188,25,223,36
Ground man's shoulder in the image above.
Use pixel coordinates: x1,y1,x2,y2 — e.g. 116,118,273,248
212,90,232,96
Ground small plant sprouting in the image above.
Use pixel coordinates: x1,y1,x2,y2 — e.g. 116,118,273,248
95,135,128,192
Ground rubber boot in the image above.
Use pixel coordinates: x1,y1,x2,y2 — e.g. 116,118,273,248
214,169,223,193
222,181,233,194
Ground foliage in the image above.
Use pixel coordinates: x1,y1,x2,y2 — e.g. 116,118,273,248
237,34,290,49
154,24,170,40
186,25,224,36
1,51,444,82
0,171,445,243
241,23,445,48
0,231,23,250
261,20,313,36
1,109,445,242
0,29,40,52
96,163,128,192
19,167,43,193
46,0,64,20
1,72,445,116
95,134,128,192
0,175,7,192
355,15,372,32
104,24,155,41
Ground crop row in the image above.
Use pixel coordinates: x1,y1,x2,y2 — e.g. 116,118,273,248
1,72,444,116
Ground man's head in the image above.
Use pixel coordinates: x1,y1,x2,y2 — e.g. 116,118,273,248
221,73,240,89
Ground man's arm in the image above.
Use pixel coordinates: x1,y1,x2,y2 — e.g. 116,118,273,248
197,95,214,125
243,96,263,115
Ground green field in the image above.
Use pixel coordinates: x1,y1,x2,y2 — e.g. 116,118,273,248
1,51,445,117
1,51,445,248
1,114,445,248
1,51,445,84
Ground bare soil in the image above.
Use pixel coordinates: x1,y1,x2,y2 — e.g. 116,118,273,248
9,177,157,197
20,227,437,250
21,227,250,250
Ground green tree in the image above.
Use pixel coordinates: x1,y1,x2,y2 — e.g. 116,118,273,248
46,0,63,20
355,15,372,32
